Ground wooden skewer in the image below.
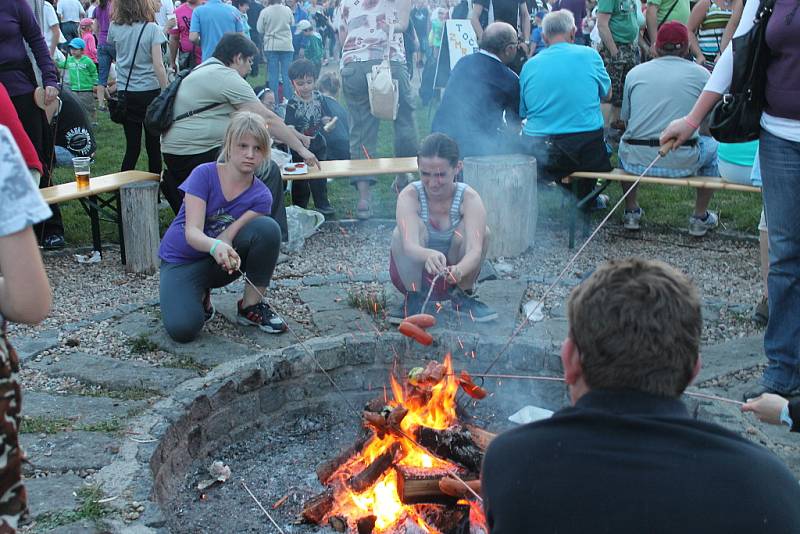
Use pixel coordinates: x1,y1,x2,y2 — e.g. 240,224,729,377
241,480,286,534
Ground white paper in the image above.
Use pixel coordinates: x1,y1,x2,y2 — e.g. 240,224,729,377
509,405,554,425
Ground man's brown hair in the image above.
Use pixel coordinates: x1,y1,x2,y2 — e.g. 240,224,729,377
567,258,701,397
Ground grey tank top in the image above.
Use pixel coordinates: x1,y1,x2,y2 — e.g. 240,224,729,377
413,181,467,255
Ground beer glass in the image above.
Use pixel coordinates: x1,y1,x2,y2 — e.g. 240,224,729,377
72,157,91,189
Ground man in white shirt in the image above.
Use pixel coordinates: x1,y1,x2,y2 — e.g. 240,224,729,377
156,0,178,32
56,0,85,41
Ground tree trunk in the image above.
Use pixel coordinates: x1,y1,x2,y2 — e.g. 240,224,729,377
120,181,160,275
462,155,537,258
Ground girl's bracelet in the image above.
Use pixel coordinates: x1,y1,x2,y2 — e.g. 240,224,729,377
209,239,222,256
683,115,700,130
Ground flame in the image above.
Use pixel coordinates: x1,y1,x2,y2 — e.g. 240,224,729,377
323,354,477,532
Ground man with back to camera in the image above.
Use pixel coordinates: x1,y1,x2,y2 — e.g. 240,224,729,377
431,22,522,158
482,257,800,533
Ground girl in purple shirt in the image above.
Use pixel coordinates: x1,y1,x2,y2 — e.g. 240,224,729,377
159,112,287,342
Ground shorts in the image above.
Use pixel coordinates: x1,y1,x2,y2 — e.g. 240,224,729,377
389,251,451,301
599,42,639,108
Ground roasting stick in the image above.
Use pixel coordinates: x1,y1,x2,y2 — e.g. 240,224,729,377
481,145,674,377
236,270,484,501
241,480,287,534
420,272,444,315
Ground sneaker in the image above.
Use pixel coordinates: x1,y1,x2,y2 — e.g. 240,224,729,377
387,291,425,324
237,300,288,334
688,211,719,237
752,295,769,326
41,234,66,250
203,289,215,323
315,204,336,218
623,207,644,231
592,194,609,211
449,287,498,323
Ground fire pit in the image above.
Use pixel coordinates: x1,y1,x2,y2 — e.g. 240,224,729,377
151,332,565,533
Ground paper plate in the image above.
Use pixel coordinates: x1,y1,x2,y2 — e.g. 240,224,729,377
508,405,554,425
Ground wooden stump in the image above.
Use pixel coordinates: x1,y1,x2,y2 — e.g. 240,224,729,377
462,155,537,259
120,181,160,275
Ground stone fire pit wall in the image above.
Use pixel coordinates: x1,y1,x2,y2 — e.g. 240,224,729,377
150,331,561,506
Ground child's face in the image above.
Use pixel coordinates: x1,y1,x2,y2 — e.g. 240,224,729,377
81,24,92,33
291,75,315,100
70,48,84,59
261,91,276,110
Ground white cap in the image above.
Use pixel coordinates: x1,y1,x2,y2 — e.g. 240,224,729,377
295,20,312,34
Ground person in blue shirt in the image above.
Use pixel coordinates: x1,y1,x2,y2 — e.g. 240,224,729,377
519,9,612,207
189,0,244,61
529,11,546,56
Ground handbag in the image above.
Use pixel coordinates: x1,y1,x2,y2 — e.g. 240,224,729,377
366,4,400,121
144,63,220,135
709,0,777,142
107,22,148,124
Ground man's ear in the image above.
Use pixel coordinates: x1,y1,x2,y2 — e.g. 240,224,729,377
561,336,583,385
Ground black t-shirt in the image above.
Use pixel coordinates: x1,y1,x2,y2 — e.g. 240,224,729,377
473,0,525,29
55,89,96,159
410,7,430,40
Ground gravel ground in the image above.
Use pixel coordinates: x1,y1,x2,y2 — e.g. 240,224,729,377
8,222,764,393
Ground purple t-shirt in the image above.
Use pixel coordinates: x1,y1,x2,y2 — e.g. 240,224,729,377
159,162,272,264
93,4,112,46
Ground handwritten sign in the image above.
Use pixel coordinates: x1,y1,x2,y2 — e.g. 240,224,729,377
444,19,479,69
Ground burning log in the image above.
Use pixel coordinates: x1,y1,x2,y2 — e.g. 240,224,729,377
464,424,497,452
328,515,347,532
348,442,403,493
417,503,471,534
395,466,477,504
357,515,377,534
415,426,484,472
438,476,481,499
317,434,370,484
362,406,408,439
300,489,334,524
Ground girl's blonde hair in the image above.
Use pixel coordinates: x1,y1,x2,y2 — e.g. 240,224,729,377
218,112,272,167
112,0,155,24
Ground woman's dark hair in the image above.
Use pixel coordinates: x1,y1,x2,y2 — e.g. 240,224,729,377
98,0,110,9
317,71,340,95
212,33,259,65
288,58,316,81
417,133,460,167
232,0,251,7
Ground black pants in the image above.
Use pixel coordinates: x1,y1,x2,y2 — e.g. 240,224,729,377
290,133,329,210
10,92,63,239
162,147,220,214
522,128,611,204
120,89,161,175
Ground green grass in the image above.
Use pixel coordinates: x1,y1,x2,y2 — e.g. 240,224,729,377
127,334,161,354
347,285,388,317
21,415,124,434
54,77,762,244
31,484,112,532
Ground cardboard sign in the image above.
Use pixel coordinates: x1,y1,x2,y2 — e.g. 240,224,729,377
433,19,479,89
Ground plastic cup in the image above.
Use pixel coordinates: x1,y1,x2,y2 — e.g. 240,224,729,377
72,157,91,189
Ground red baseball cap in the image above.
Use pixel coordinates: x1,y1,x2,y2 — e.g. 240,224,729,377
656,21,689,51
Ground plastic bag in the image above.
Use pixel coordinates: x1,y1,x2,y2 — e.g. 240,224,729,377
367,60,399,121
285,205,325,252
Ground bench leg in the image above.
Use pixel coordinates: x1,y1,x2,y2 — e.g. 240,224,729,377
568,181,577,249
116,191,126,265
88,196,102,257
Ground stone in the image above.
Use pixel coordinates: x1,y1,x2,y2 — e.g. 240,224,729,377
13,330,60,361
299,286,351,313
111,311,160,339
24,392,147,427
24,473,83,518
28,352,196,394
696,336,765,384
48,520,105,534
432,279,529,339
146,328,253,368
21,431,120,473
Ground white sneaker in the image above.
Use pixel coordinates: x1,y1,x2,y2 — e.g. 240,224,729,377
688,211,719,237
623,207,644,231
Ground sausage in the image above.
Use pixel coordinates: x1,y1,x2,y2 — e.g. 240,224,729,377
404,313,437,328
457,370,488,400
398,321,434,346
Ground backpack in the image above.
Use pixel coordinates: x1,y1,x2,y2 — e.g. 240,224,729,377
144,65,220,135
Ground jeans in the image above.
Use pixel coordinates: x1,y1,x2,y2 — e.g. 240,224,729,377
340,59,418,186
266,50,293,101
97,43,116,87
159,216,282,343
759,129,800,392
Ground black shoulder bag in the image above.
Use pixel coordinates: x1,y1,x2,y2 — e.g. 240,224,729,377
107,22,148,124
709,0,777,143
144,63,221,135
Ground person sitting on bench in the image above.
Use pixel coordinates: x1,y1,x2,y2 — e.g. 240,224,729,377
158,111,287,343
388,133,496,324
618,21,720,236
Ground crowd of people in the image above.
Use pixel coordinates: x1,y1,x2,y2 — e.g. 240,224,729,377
1,0,800,530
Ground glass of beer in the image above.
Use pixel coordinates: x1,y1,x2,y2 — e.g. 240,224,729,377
72,157,91,190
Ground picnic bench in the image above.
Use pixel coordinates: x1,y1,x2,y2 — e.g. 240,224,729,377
281,157,418,181
562,169,762,249
40,170,161,272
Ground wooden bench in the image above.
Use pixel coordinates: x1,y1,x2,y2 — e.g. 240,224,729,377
40,170,161,265
281,157,418,181
562,169,761,249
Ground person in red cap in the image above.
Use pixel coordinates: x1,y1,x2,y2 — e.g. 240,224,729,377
616,21,721,237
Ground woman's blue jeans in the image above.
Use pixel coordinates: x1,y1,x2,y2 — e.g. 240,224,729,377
97,43,116,87
266,50,293,101
760,128,800,393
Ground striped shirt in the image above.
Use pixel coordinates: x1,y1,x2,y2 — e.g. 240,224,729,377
698,1,732,63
